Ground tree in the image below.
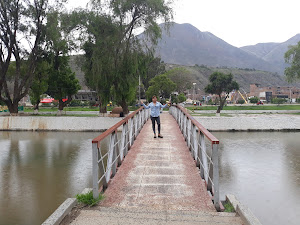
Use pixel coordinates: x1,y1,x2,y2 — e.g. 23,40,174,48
166,68,193,93
249,96,259,104
271,98,286,105
45,11,80,114
81,0,173,114
285,41,300,82
29,60,49,112
178,93,187,103
146,74,176,102
0,0,52,114
205,72,239,113
81,13,119,113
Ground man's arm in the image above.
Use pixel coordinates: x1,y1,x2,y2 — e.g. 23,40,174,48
160,102,170,108
141,101,150,109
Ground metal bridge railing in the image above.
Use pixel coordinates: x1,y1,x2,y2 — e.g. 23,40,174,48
92,107,150,199
169,105,220,210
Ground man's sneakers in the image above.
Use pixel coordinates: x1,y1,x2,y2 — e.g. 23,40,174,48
158,134,163,138
154,134,157,138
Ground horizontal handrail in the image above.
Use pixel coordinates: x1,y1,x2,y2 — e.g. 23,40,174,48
92,107,144,145
176,105,219,144
92,107,150,199
169,105,220,211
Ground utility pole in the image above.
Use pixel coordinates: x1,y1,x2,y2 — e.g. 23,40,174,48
139,75,141,102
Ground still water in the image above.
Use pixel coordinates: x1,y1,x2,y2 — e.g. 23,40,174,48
213,131,300,225
0,131,299,225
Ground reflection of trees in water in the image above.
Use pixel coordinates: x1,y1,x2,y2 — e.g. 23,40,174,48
0,131,98,225
283,134,300,187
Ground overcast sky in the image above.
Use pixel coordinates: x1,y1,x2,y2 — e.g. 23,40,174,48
67,0,300,47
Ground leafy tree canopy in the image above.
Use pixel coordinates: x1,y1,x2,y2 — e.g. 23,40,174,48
166,68,194,93
205,72,239,113
146,73,176,102
285,41,300,82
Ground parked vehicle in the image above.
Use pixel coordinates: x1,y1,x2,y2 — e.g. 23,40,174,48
257,101,264,105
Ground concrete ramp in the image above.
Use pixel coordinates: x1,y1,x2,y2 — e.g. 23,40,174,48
70,207,243,225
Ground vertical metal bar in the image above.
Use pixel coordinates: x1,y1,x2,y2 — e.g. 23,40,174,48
124,122,129,156
112,133,117,177
92,143,99,199
212,143,220,210
193,125,198,161
120,124,125,161
106,133,115,183
200,132,207,181
130,118,134,146
115,131,121,166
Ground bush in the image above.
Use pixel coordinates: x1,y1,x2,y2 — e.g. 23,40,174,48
249,96,259,104
76,191,104,207
237,99,245,104
271,98,286,104
69,100,82,107
178,93,186,103
89,101,96,107
296,98,300,103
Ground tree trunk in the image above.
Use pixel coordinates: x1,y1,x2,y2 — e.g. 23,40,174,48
7,101,19,115
34,100,40,110
120,100,129,115
98,97,107,114
58,100,64,111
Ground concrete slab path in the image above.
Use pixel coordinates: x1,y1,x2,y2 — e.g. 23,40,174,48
69,112,243,224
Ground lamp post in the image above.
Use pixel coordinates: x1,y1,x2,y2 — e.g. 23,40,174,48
193,83,196,111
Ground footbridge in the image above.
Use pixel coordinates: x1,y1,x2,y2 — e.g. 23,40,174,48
71,106,245,224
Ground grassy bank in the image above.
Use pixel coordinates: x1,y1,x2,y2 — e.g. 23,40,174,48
187,105,300,111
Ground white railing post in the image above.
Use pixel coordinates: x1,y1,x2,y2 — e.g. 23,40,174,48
92,143,99,199
200,132,208,182
193,125,198,161
212,143,220,209
130,117,134,146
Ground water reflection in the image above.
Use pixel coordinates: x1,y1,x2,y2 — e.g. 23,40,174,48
0,131,100,225
0,131,299,225
213,132,300,225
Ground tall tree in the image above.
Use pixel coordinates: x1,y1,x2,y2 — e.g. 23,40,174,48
205,72,239,113
146,73,176,102
45,10,80,114
81,13,120,113
29,60,49,112
285,41,300,82
0,0,51,114
166,68,193,93
82,0,173,114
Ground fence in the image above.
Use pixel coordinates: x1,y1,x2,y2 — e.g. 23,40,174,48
92,107,150,199
169,105,220,210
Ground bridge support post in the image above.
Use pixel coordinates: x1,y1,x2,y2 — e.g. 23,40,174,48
92,143,99,199
212,143,220,210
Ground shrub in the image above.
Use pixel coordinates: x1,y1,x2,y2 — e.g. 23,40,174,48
249,96,259,104
178,93,186,103
76,191,104,207
69,100,82,107
271,98,286,104
296,98,300,103
237,99,245,104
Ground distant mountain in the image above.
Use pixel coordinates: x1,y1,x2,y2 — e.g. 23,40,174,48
140,23,280,73
165,64,299,93
241,34,300,74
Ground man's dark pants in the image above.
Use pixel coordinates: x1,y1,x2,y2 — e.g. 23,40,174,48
150,116,160,134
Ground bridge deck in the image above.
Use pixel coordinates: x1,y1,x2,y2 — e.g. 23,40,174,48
69,113,243,224
99,112,215,211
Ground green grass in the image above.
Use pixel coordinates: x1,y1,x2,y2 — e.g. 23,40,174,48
187,105,300,111
24,106,141,113
224,201,235,212
30,114,98,117
76,191,104,207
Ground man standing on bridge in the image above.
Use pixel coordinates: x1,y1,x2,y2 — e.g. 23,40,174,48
141,96,170,138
